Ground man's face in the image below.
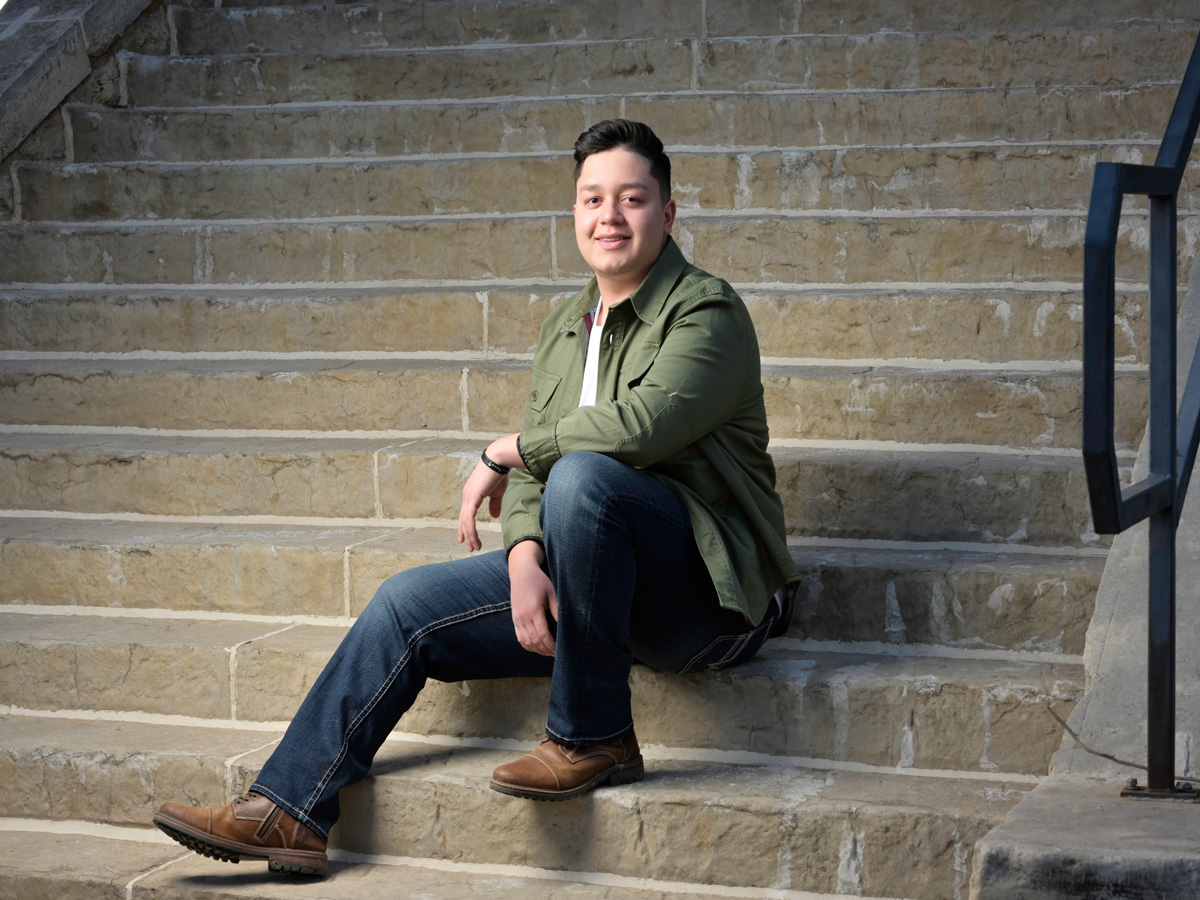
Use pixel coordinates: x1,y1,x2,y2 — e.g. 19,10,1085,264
573,147,677,295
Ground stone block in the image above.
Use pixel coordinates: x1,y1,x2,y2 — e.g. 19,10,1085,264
0,613,287,717
0,831,186,900
0,19,89,163
772,448,1102,548
0,715,278,823
0,434,379,518
0,288,487,353
173,0,703,55
695,25,1194,93
121,41,692,107
790,546,1102,655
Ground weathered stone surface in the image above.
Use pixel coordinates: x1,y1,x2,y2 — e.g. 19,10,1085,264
703,0,1200,35
120,42,692,107
0,519,384,616
0,433,379,518
790,545,1102,655
695,25,1195,92
0,218,555,285
0,715,279,823
773,447,1103,548
0,287,490,353
172,0,704,55
67,97,623,163
307,741,1027,898
972,775,1200,900
0,19,90,164
0,358,465,431
0,831,185,900
0,613,284,717
626,84,1178,149
0,285,1152,364
234,622,1079,773
67,84,1177,164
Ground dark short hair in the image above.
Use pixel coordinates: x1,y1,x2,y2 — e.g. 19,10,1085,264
573,119,671,202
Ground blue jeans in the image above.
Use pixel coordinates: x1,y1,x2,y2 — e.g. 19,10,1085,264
252,452,778,840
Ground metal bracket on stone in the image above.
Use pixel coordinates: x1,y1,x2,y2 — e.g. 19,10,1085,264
1120,778,1200,803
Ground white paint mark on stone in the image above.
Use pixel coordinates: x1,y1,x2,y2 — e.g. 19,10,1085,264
459,681,471,697
1032,300,1055,338
897,724,915,769
952,822,969,900
931,581,952,644
835,820,864,894
105,547,128,587
986,298,1013,334
986,584,1014,614
102,251,115,285
884,581,907,643
979,691,999,771
735,154,755,209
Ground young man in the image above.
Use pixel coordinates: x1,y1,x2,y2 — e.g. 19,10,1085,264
153,119,798,877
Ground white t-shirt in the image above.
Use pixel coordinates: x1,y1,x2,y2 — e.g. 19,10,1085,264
578,300,605,407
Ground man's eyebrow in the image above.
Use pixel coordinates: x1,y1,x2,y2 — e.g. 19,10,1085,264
577,181,654,193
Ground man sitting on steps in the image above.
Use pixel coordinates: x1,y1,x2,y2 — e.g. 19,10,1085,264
152,118,799,877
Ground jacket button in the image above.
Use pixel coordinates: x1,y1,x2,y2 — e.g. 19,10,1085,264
531,390,539,402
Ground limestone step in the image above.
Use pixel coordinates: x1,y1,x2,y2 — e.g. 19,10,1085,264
0,212,1185,286
0,825,821,900
0,718,1034,900
0,434,1106,547
170,0,1200,53
18,144,1200,222
0,623,1081,773
0,284,1151,364
0,357,1149,450
175,0,1200,35
0,518,1102,653
65,84,1179,163
127,26,1197,107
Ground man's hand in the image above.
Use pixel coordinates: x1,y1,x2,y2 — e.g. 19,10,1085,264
457,434,525,552
508,540,557,656
457,461,507,552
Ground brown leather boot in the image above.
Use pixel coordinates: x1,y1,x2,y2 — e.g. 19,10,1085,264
490,731,644,800
153,792,328,876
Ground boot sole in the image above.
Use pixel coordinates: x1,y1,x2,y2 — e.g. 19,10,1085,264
153,812,328,876
489,756,645,801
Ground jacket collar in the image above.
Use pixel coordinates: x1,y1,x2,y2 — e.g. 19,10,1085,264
562,237,687,331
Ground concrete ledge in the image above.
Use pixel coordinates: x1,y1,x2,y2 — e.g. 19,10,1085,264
0,0,151,161
971,775,1200,900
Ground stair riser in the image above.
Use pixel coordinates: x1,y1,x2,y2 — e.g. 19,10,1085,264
179,0,1200,36
793,552,1101,655
126,26,1195,106
67,86,1178,163
173,0,703,54
0,442,1104,547
0,288,1151,364
0,362,1148,450
0,215,1186,285
121,43,695,108
21,148,1197,222
0,618,1079,773
0,715,1023,900
0,527,1099,652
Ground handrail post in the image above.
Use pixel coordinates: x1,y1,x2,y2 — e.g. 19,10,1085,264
1145,192,1178,792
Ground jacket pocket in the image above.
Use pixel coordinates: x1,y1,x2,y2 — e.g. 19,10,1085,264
526,366,562,425
620,341,659,391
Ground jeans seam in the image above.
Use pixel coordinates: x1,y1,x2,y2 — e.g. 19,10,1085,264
300,600,511,823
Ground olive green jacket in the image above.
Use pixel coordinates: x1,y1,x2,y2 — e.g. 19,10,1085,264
501,238,798,625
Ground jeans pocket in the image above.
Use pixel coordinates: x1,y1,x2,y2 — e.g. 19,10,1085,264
677,612,775,675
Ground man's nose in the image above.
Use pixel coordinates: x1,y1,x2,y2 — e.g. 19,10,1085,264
600,200,624,222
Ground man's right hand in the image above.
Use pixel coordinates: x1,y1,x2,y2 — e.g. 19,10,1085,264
508,540,557,657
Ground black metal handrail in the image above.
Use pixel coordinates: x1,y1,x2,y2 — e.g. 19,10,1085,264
1083,31,1200,795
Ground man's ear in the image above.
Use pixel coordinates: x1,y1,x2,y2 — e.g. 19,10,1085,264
663,198,677,234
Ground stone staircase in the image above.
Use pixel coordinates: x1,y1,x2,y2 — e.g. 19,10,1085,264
2,1,1198,897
